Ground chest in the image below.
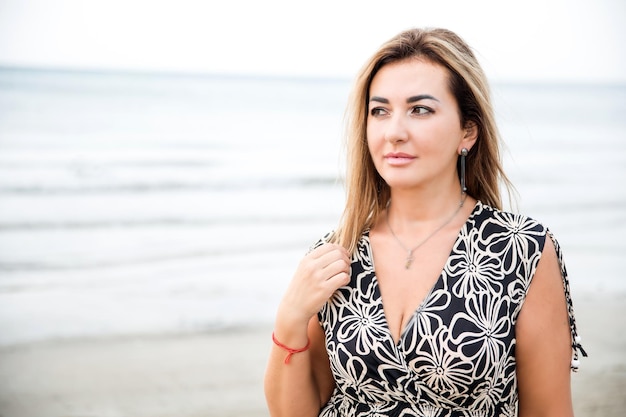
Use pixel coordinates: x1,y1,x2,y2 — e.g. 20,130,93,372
369,227,460,344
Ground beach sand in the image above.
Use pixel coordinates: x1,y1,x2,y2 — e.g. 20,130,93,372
0,293,623,417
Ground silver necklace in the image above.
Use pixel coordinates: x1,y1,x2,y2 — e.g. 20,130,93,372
386,192,467,269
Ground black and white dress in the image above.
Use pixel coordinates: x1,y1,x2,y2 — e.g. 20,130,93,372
317,201,585,417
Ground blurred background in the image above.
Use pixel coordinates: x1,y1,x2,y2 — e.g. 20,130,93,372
0,0,625,373
0,1,625,416
0,0,624,347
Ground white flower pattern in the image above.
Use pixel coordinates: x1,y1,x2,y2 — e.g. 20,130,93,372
317,202,584,416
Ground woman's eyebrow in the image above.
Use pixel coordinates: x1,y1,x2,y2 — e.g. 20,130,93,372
407,94,439,103
369,96,389,104
369,94,439,104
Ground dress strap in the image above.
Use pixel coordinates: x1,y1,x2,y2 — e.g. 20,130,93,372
547,230,588,371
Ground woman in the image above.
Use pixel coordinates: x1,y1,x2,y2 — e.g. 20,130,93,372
264,27,586,417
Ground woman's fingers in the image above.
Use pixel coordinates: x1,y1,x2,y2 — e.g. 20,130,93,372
282,243,351,322
309,244,350,278
308,242,349,262
325,268,351,290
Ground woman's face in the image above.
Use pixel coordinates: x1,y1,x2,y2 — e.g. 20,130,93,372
366,58,476,192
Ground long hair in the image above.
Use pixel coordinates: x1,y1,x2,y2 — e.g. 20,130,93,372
332,27,513,253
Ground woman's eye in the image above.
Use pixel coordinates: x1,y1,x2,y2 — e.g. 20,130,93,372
411,106,431,115
370,107,387,117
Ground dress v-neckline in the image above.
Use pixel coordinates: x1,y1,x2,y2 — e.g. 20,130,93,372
366,201,481,347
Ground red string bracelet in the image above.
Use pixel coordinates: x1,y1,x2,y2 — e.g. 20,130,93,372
272,332,311,364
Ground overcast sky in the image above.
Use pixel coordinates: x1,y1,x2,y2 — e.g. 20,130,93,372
0,0,624,83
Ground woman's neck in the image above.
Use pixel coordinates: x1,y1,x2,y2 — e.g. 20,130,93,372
386,185,466,227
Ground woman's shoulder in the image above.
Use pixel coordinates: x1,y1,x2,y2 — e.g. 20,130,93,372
470,201,551,252
473,201,549,235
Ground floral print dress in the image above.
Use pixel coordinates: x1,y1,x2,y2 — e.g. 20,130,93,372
317,202,585,417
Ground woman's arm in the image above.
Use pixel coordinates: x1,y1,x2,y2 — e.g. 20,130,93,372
264,243,350,417
516,236,574,417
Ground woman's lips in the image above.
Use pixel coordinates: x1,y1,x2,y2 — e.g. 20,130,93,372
384,152,415,166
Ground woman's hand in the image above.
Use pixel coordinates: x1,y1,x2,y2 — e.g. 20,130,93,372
277,243,351,331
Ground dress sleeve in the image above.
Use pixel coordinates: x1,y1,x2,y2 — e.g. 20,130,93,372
547,229,588,371
307,230,335,254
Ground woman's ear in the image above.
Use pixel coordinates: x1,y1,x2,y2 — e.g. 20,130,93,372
459,121,478,153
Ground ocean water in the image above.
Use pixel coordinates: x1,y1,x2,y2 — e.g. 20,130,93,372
0,68,624,346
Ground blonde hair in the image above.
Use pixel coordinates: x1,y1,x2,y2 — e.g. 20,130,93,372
332,27,513,253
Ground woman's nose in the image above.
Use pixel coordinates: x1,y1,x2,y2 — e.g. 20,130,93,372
384,114,409,143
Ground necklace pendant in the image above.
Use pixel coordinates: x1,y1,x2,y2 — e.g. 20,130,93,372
405,254,414,269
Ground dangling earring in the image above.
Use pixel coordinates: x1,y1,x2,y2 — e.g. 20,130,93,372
460,148,468,193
